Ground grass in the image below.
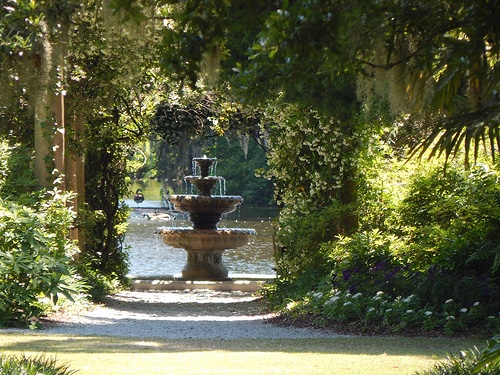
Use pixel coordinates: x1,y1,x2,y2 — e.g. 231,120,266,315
0,333,485,375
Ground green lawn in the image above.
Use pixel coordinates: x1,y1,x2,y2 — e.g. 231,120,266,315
0,333,484,374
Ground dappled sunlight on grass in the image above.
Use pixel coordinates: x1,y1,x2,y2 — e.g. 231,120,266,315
0,333,484,375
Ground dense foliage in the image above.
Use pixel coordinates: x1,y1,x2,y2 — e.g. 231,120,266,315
78,115,133,300
0,141,83,328
0,196,79,328
265,158,500,336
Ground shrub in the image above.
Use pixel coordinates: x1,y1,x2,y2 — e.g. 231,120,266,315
0,189,80,328
399,164,500,315
0,354,77,375
0,141,38,202
475,334,500,372
400,164,500,276
414,348,500,375
266,161,500,336
274,202,354,281
324,229,411,296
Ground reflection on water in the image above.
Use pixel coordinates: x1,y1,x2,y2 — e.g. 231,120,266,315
125,203,277,276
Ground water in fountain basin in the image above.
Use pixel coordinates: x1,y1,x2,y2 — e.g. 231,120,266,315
125,206,277,277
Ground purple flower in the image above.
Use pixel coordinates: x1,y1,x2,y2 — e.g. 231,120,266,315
342,269,352,281
371,261,388,272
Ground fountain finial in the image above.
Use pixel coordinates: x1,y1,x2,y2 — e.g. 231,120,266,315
192,156,216,178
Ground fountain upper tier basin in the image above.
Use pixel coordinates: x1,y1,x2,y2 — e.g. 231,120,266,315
169,194,244,230
184,176,223,196
157,227,257,251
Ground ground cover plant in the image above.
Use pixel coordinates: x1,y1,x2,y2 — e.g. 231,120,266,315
0,353,76,375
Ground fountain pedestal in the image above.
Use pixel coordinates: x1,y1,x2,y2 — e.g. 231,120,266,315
157,157,256,281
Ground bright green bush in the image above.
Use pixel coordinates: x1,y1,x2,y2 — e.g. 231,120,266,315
0,191,80,328
0,354,77,375
0,140,37,202
400,164,500,275
266,160,500,336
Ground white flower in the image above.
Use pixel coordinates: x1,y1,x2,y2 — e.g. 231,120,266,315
425,311,433,316
312,292,323,299
460,308,468,313
367,307,375,312
446,315,455,320
406,310,414,314
376,291,384,296
326,296,340,305
473,302,480,307
403,295,414,303
286,301,297,310
345,293,352,298
353,293,363,299
343,301,352,307
445,299,454,304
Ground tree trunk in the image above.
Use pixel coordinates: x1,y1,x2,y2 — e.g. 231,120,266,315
33,19,56,188
34,87,54,187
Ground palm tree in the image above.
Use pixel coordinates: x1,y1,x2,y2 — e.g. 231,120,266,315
391,1,500,165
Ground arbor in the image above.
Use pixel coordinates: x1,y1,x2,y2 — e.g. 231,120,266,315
127,0,500,163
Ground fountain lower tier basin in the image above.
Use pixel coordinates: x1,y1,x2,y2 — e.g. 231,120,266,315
157,227,256,280
168,195,244,230
158,227,256,251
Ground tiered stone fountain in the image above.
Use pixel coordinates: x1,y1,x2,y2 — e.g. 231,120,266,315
157,157,256,280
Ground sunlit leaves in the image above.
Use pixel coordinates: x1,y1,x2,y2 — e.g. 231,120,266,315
411,109,500,166
0,192,79,327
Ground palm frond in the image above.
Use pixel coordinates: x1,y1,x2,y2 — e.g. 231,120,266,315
410,106,500,166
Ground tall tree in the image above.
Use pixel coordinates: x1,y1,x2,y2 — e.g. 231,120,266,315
1,0,72,187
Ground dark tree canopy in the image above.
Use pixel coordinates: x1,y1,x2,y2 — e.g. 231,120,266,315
112,0,500,164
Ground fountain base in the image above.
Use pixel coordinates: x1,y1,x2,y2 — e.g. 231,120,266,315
177,250,230,280
157,227,256,281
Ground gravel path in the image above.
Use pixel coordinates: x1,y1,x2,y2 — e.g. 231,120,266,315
35,290,341,340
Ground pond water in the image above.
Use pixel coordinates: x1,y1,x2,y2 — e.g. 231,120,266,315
124,201,278,277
